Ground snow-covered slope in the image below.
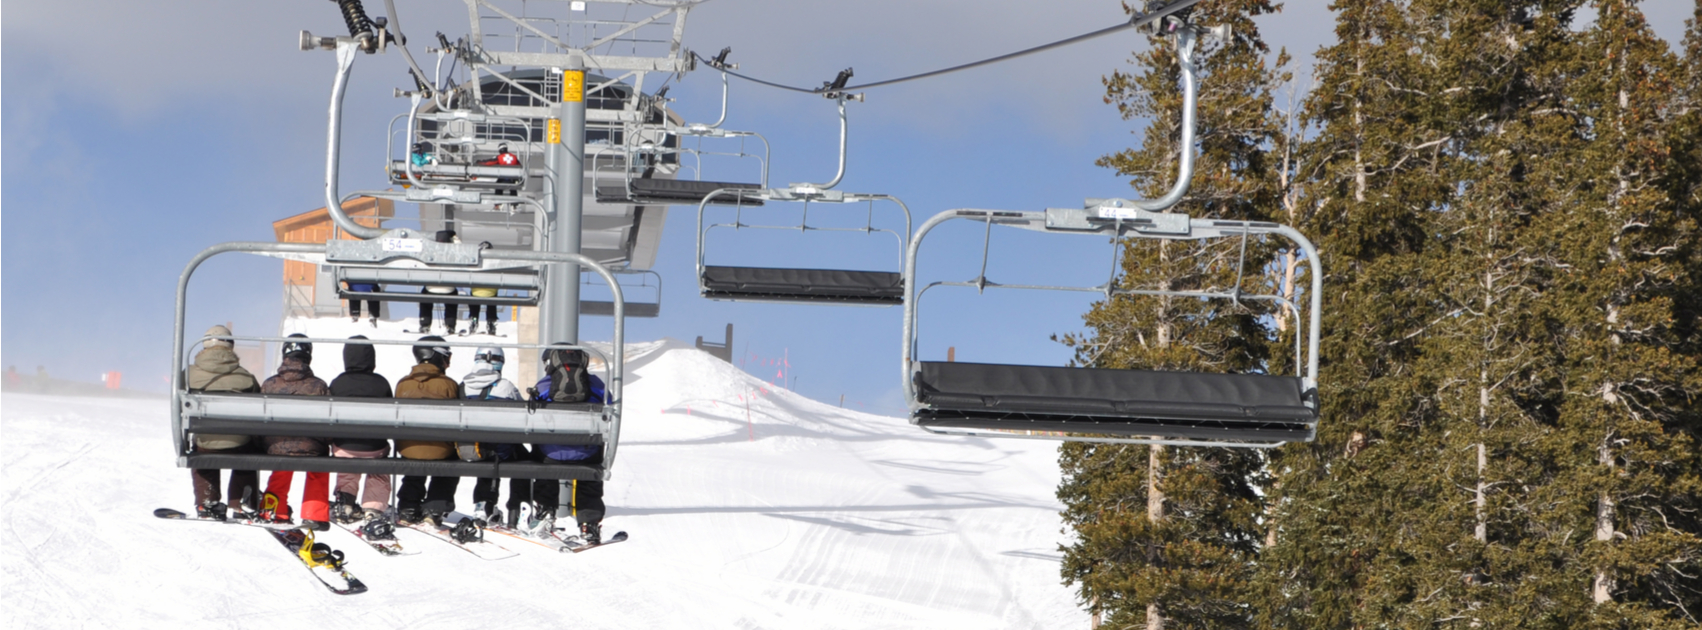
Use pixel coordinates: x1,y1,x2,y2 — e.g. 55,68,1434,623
3,340,1084,629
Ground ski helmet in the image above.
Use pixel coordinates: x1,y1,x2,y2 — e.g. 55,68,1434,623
282,333,312,362
413,335,451,366
497,143,509,153
473,346,505,369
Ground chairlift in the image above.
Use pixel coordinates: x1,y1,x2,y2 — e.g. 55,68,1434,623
694,87,911,306
594,50,770,207
171,229,632,480
388,109,534,193
903,19,1319,448
581,267,662,318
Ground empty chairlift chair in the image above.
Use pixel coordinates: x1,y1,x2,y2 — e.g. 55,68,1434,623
171,229,631,481
696,187,911,305
902,204,1322,447
580,267,661,318
903,17,1319,447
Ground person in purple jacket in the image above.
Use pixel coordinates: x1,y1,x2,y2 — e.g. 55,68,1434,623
524,344,607,544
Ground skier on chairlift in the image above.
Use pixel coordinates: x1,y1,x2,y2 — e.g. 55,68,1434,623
526,344,609,544
186,325,261,520
394,336,464,526
327,336,394,530
480,143,519,166
258,333,333,531
459,346,528,528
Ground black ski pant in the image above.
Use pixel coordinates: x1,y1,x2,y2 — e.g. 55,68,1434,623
470,304,499,327
418,288,457,331
533,450,604,525
397,475,461,516
191,441,259,510
348,298,380,319
470,445,530,514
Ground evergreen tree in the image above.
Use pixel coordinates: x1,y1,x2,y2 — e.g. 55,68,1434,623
1253,0,1457,626
1528,1,1701,624
1056,1,1289,627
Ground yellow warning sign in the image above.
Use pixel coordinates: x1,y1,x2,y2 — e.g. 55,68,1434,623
547,119,562,144
561,70,584,103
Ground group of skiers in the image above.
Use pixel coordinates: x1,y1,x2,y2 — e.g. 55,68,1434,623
185,325,607,545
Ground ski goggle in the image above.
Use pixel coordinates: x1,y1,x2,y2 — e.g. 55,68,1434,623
474,352,503,365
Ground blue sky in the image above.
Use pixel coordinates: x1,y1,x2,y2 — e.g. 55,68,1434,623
3,1,1691,414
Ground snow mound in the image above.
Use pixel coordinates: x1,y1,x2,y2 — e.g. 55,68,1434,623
3,341,1084,629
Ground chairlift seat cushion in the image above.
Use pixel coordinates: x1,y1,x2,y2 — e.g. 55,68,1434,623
581,300,660,318
702,266,903,304
595,179,765,205
912,361,1315,440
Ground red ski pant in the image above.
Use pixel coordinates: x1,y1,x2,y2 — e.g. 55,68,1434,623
264,470,330,522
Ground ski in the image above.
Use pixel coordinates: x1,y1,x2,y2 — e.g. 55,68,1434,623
154,508,368,595
460,515,574,552
329,517,417,556
560,530,628,553
396,518,519,560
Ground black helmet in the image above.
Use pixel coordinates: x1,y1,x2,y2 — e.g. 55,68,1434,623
413,141,432,153
413,335,451,367
497,143,509,153
435,229,457,244
282,333,312,362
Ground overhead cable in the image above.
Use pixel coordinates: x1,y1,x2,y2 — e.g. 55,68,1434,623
694,0,1202,95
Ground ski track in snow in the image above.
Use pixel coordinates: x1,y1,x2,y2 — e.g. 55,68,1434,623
2,338,1085,629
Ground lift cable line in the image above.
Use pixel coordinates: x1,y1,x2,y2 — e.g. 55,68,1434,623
691,0,1202,96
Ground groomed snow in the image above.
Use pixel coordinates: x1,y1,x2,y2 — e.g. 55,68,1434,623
4,338,1086,629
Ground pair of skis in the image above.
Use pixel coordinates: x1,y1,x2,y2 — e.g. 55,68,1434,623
153,508,367,595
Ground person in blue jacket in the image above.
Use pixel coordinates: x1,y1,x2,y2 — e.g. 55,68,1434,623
526,344,607,544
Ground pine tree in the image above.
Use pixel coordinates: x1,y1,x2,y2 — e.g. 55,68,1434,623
1056,1,1289,627
1527,1,1702,624
1253,0,1457,625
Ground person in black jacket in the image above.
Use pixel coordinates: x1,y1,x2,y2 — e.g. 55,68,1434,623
327,336,394,524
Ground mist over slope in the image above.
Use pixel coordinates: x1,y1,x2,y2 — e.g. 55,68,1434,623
4,340,1083,629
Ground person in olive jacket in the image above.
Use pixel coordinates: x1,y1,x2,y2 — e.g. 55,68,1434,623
327,336,393,524
394,336,463,525
258,334,333,530
186,325,261,520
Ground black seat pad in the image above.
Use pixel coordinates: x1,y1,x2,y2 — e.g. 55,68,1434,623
913,361,1314,423
701,266,903,303
596,179,765,205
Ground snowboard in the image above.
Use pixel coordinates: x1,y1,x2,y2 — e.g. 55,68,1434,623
396,517,519,560
330,516,418,556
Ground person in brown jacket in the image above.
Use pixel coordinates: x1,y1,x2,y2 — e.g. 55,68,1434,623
186,325,261,520
257,334,333,530
394,335,463,525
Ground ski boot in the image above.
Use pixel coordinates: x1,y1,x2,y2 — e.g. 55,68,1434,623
301,519,331,532
331,492,364,524
197,501,228,522
368,317,378,328
486,322,497,336
579,521,602,546
396,505,425,527
520,503,554,538
259,492,293,524
472,501,502,528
